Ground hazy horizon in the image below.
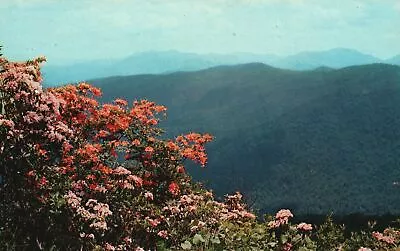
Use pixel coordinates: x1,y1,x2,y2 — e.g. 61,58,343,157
1,0,399,64
31,47,395,67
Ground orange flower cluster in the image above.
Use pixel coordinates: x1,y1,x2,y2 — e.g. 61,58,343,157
175,133,213,166
77,143,102,163
99,103,132,133
168,182,180,196
130,100,166,126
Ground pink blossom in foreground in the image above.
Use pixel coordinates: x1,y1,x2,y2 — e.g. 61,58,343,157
23,111,43,124
64,191,82,209
157,230,168,239
104,243,115,251
127,175,143,187
282,242,292,251
276,209,293,219
144,192,154,201
0,119,15,128
372,231,396,245
268,209,294,228
113,166,131,175
297,222,313,231
146,217,161,227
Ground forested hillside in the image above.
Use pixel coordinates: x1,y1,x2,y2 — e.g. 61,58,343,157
92,63,400,215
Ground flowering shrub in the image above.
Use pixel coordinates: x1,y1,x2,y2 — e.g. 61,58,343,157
0,55,256,250
1,54,400,250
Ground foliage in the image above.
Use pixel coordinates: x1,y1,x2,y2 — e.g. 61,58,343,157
1,55,400,250
314,215,346,250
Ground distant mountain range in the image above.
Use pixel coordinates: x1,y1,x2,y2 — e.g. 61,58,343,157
42,48,400,86
90,62,400,216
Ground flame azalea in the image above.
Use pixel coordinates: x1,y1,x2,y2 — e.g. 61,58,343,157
132,139,140,146
166,141,179,151
168,182,180,196
114,98,128,106
144,146,154,153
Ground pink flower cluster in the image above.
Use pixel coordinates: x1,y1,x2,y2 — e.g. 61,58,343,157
113,166,131,175
282,242,293,251
23,111,43,124
0,118,15,128
372,230,398,245
268,209,294,228
0,56,73,165
297,222,313,231
65,190,82,209
157,230,168,239
144,192,154,201
104,242,128,251
163,194,203,218
358,247,372,251
218,192,257,220
127,175,143,187
65,191,113,232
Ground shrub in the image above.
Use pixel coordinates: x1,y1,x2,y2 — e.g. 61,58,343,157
0,56,257,250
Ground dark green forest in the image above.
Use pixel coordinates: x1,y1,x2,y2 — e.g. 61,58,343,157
91,63,400,216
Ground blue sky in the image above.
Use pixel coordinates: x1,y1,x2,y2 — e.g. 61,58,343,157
1,0,399,64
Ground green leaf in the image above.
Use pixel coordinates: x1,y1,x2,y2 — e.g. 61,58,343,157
181,240,192,250
292,234,302,243
156,240,167,250
192,234,205,245
281,234,288,244
210,236,221,244
304,236,312,244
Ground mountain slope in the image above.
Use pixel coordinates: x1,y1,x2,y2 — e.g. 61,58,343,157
91,63,400,215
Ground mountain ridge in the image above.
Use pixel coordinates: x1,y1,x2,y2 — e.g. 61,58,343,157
42,48,399,86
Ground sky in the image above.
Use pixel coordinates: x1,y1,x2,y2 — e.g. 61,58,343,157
1,0,399,64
